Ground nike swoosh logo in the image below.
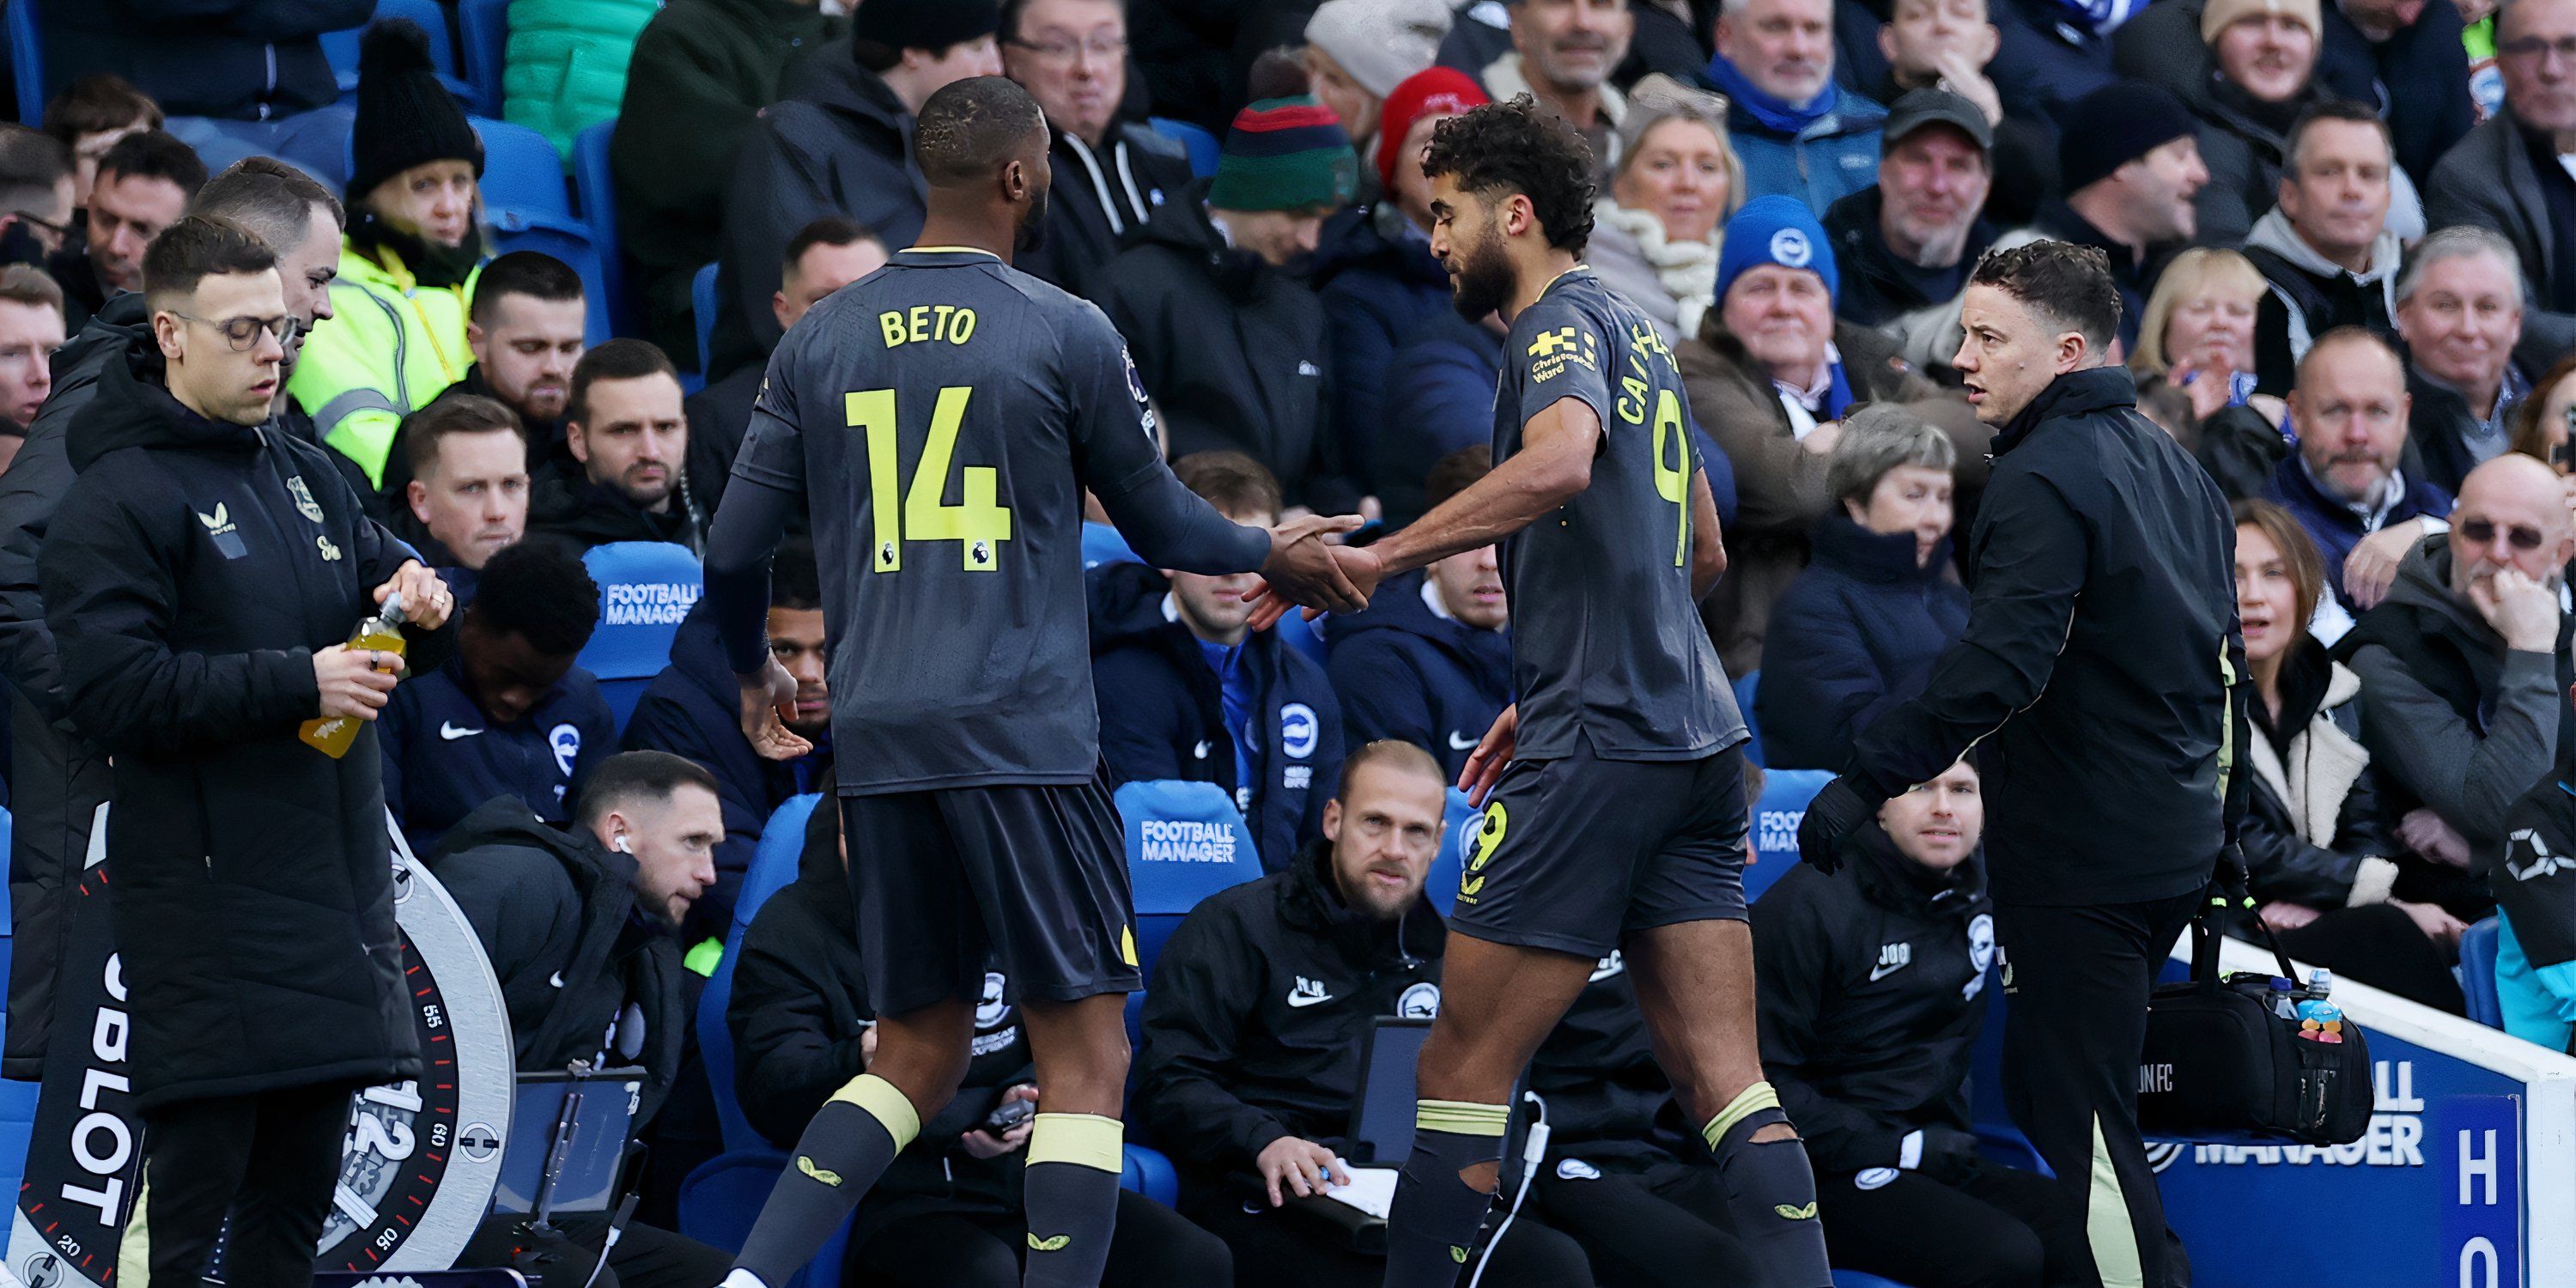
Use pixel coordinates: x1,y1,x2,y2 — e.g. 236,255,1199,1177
1448,732,1478,750
1868,962,1906,982
1286,992,1335,1008
439,721,483,740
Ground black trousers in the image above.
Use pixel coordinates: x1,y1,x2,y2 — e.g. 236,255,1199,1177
2275,903,2466,1014
1996,893,2202,1288
1528,1157,1759,1286
1180,1183,1596,1288
125,1084,351,1288
852,1189,1230,1286
461,1213,735,1288
1817,1156,2091,1288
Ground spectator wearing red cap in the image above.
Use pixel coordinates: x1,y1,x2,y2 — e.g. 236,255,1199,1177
1313,68,1489,508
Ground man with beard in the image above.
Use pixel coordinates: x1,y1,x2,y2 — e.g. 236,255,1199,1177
429,750,738,1288
47,129,203,331
623,538,835,946
1133,741,1597,1288
2341,453,2573,866
0,153,346,1081
1824,89,1997,337
1799,240,2242,1288
2262,328,2451,617
702,76,1363,1288
526,339,706,556
1242,96,1826,1288
374,252,586,516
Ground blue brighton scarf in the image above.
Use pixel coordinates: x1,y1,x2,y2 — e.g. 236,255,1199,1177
1702,52,1838,135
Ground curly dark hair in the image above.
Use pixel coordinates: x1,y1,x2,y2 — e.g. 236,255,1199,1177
1419,95,1597,254
470,540,600,659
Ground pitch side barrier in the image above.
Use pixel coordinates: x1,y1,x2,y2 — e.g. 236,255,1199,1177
2141,935,2576,1288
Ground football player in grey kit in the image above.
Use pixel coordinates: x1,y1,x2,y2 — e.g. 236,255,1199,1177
1250,96,1833,1288
701,77,1363,1288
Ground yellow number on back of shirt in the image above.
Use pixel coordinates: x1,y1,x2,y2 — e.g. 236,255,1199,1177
846,386,1014,573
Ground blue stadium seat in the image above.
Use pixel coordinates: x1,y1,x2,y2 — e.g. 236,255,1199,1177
321,0,469,102
568,122,633,337
701,793,823,1153
2461,916,2503,1029
685,793,845,1287
1147,117,1220,179
8,0,45,131
1834,1272,1917,1288
456,0,509,117
487,209,613,343
1742,768,1830,906
1425,787,1479,919
575,542,702,731
1081,521,1139,571
693,262,720,374
1119,780,1263,981
1733,669,1762,767
474,116,574,217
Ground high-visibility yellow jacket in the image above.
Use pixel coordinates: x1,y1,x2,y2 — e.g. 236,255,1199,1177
288,240,481,488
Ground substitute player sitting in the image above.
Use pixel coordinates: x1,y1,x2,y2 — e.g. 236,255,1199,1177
1252,95,1832,1288
702,76,1364,1288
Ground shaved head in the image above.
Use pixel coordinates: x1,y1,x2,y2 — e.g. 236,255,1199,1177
915,75,1049,186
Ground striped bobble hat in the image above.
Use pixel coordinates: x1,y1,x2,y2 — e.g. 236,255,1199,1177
1209,97,1358,214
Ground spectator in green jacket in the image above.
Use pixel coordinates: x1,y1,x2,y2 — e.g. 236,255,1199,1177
504,0,661,161
611,0,845,362
287,20,488,489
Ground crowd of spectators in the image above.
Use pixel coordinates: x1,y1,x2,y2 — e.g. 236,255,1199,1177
0,0,2572,1281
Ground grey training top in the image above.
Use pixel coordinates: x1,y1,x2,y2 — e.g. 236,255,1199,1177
1492,267,1741,762
720,247,1270,794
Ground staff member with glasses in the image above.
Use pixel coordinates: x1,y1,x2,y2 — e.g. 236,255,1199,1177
39,216,454,1288
2342,453,2575,889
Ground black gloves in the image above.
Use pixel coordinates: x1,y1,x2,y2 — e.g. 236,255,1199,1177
1795,775,1876,875
1906,1126,1981,1184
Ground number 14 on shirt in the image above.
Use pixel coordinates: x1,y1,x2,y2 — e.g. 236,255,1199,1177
846,385,1015,573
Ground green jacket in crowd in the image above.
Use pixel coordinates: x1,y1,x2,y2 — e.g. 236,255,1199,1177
503,0,662,160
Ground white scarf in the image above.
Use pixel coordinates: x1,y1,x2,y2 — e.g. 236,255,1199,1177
1595,197,1720,340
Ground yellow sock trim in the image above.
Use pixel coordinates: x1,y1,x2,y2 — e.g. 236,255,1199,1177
826,1072,921,1151
1027,1112,1125,1172
1415,1098,1511,1137
1702,1081,1783,1151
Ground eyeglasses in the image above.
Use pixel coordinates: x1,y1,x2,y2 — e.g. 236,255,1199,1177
1005,35,1127,63
173,312,294,352
2498,33,2576,61
2458,518,2549,551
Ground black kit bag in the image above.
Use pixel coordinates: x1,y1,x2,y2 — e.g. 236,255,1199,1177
2137,875,2374,1145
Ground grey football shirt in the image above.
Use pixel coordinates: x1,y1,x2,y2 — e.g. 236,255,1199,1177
733,247,1262,793
1492,268,1741,762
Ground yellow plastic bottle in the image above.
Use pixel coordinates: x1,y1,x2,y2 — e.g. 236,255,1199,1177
300,592,410,759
